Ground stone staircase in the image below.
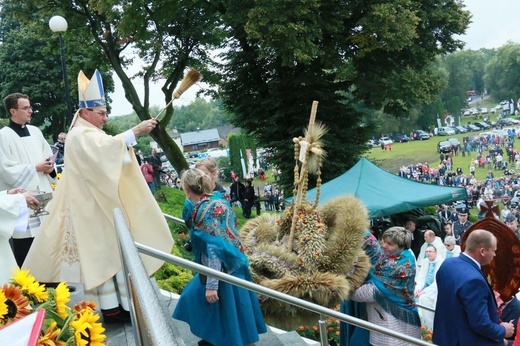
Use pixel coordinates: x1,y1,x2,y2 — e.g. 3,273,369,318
68,283,316,346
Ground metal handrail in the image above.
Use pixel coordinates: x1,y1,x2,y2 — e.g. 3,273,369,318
164,213,437,309
136,213,433,346
115,209,185,346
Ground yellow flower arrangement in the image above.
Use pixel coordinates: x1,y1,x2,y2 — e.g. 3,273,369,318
70,308,106,346
12,268,48,303
54,283,70,319
0,268,106,345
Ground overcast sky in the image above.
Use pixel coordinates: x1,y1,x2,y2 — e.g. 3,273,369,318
457,0,520,49
110,0,520,116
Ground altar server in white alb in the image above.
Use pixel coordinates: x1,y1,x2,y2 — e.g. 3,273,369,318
23,70,174,324
0,189,39,284
0,93,55,266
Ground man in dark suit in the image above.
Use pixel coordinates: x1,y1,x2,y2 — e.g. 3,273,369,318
501,296,520,345
438,204,452,221
433,229,515,345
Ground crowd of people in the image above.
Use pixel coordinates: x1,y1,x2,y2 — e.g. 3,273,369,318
398,130,520,210
2,71,520,345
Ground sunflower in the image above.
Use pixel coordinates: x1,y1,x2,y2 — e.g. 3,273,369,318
54,282,70,319
74,300,97,313
0,288,7,319
38,321,66,346
10,268,48,303
70,309,106,346
26,281,48,303
1,284,30,321
11,268,33,288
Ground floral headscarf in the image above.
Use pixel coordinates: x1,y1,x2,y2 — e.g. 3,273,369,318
363,231,420,326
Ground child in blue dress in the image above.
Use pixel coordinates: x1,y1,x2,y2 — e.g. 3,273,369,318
173,168,266,346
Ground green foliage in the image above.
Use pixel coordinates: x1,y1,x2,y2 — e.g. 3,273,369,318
295,311,340,345
484,44,520,101
0,1,112,140
152,187,195,292
220,0,470,194
423,206,437,215
228,133,243,176
166,99,229,133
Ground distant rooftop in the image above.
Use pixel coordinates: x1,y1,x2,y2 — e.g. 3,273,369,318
180,128,220,146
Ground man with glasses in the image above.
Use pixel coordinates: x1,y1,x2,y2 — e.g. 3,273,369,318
0,93,56,266
443,235,461,258
23,70,174,324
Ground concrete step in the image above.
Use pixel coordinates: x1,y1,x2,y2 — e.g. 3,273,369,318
161,289,312,346
65,282,313,346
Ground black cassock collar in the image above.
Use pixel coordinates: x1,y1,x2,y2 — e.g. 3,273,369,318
8,119,30,137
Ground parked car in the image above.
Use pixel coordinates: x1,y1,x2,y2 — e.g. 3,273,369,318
496,118,512,126
447,138,461,147
465,124,480,132
188,151,200,158
379,137,393,146
491,129,509,137
412,130,431,140
454,126,467,134
481,107,488,114
437,140,453,153
438,127,456,136
394,134,410,143
367,139,378,148
474,121,491,130
505,118,520,124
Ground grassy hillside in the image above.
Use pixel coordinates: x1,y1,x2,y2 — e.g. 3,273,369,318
367,98,516,182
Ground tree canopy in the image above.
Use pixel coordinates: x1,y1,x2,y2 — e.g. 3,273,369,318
0,1,112,141
484,43,520,102
0,0,470,191
218,0,470,191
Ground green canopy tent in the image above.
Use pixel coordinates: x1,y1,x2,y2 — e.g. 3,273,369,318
303,158,468,218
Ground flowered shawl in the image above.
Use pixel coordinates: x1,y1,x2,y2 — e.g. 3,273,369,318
190,197,248,276
362,231,420,326
182,183,226,228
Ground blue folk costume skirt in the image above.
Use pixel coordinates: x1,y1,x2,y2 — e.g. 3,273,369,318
173,198,266,346
173,270,266,346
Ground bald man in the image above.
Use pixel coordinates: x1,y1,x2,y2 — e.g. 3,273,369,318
434,229,514,345
416,229,446,269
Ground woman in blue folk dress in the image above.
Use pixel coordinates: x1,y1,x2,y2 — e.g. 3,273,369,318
173,168,266,346
182,157,228,230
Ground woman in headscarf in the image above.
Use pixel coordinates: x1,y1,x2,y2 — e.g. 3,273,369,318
350,226,421,345
173,168,266,346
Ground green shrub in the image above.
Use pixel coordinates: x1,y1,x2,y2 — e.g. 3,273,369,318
152,187,194,292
